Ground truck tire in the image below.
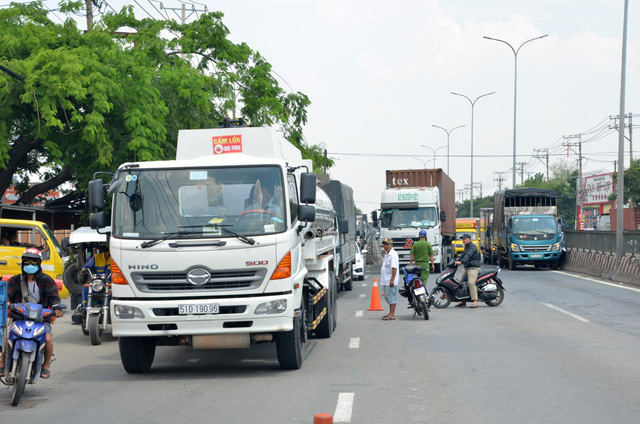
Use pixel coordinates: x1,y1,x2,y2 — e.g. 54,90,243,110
316,272,335,338
343,265,353,291
63,262,84,295
550,259,560,270
276,311,306,370
508,255,517,270
434,263,441,273
119,337,156,373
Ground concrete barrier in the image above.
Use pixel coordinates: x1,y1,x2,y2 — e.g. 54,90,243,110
563,248,640,286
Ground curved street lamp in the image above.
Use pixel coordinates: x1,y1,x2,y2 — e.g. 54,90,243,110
431,124,465,174
451,91,495,217
420,145,447,169
483,34,548,189
413,157,435,169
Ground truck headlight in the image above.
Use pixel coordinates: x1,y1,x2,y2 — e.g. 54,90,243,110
114,305,145,319
255,299,287,315
552,243,561,251
510,243,521,252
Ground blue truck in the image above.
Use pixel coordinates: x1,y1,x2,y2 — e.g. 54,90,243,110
493,188,563,270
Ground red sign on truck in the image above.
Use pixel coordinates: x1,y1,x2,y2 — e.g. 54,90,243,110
212,135,243,155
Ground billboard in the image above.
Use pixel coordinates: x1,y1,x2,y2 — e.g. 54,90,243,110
582,173,614,205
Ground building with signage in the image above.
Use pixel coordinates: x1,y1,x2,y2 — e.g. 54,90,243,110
577,172,614,230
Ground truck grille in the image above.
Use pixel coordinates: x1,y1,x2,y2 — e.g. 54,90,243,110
392,238,415,250
521,245,551,252
131,268,267,292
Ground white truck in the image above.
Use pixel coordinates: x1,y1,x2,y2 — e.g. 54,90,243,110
88,126,343,371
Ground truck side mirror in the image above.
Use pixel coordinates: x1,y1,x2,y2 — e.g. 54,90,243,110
90,211,107,230
440,211,446,222
88,179,105,211
339,219,349,234
61,237,70,255
298,205,316,223
372,211,378,222
299,173,317,204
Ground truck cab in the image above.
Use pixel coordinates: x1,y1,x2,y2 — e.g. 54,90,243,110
452,218,480,258
0,218,68,296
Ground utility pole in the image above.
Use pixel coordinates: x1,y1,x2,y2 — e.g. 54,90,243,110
533,148,550,181
473,182,483,198
516,161,527,185
609,112,636,163
85,0,94,29
616,0,629,262
564,134,584,229
494,172,506,191
456,189,465,203
163,2,208,24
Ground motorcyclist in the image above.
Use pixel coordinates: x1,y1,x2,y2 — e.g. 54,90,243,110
455,233,482,308
0,248,62,378
75,245,110,318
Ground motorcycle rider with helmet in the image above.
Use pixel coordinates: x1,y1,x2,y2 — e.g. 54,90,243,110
455,233,482,308
0,248,62,379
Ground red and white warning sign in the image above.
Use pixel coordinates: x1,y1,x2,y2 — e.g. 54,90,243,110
212,134,243,155
403,238,414,249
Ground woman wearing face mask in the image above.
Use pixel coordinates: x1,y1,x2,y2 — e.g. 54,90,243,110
0,248,62,379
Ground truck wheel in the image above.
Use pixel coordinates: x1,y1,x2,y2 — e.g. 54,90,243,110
119,337,156,373
491,254,498,265
434,263,441,273
508,256,517,270
343,266,353,291
550,259,560,270
315,273,335,338
276,311,306,370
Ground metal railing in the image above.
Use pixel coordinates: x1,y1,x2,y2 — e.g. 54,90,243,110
564,230,640,256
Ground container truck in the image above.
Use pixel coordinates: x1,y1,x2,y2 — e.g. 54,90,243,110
493,188,563,270
87,126,343,372
375,169,455,272
318,176,357,291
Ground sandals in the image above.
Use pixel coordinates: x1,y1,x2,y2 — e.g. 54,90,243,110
40,368,51,379
382,316,395,320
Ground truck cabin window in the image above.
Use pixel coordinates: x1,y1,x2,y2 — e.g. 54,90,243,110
380,207,437,228
455,232,477,240
511,217,557,235
113,167,287,238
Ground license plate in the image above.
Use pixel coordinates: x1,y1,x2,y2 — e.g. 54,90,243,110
178,304,219,315
414,287,426,296
530,254,542,259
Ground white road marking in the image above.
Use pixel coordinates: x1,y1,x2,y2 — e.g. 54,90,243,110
541,302,590,323
552,270,640,294
361,283,367,287
334,392,355,423
359,294,366,298
355,310,363,317
349,337,360,348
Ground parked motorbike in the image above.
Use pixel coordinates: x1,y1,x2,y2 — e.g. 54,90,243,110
3,302,66,406
430,261,505,308
83,270,111,345
399,265,430,320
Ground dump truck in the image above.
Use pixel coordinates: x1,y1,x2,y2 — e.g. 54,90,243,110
452,217,480,258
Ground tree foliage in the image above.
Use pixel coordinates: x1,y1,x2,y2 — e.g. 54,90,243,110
610,159,640,207
0,1,326,205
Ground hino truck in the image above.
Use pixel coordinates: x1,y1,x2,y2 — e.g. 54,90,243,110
493,188,563,270
375,169,455,272
88,126,343,372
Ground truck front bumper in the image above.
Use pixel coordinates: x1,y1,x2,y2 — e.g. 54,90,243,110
111,293,295,337
511,251,562,262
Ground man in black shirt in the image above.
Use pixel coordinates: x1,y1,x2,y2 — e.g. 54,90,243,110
455,233,482,308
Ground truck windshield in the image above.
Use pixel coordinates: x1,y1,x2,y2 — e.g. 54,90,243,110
512,216,557,235
380,207,437,228
455,232,477,240
112,166,287,239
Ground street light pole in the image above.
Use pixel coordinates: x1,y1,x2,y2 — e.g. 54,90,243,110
413,157,432,169
483,34,548,189
420,145,447,169
451,91,495,217
431,124,465,175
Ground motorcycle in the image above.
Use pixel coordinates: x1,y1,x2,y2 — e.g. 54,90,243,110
399,265,430,320
83,270,111,345
430,261,505,308
3,302,66,406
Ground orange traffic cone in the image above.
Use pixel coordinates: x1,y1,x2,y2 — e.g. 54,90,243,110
368,278,384,311
314,413,333,424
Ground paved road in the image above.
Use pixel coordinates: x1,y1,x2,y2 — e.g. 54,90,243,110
1,265,639,423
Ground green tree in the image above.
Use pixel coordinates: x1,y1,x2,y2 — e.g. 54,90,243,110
0,1,326,205
455,195,494,218
610,159,640,206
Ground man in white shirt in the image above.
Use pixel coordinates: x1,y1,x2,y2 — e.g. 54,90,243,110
380,238,399,320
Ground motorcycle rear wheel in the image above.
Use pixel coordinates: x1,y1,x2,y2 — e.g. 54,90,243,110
484,285,505,307
420,299,430,320
10,351,29,406
430,287,451,309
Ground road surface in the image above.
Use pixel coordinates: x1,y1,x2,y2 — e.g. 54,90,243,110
1,265,639,423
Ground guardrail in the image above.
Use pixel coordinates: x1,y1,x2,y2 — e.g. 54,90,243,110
564,230,640,256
